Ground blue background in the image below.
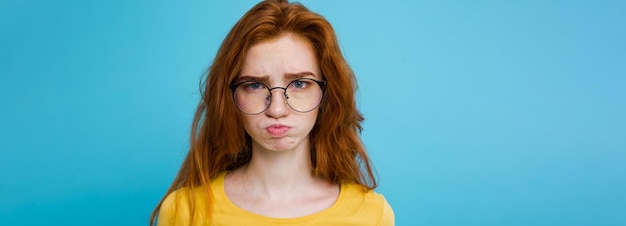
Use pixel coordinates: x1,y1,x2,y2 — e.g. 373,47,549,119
1,0,625,225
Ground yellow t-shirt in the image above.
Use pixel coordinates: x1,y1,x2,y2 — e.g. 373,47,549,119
158,172,394,225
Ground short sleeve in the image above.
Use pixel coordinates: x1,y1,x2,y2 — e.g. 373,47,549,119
376,196,395,226
157,189,191,226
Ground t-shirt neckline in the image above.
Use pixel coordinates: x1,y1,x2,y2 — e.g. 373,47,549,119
214,171,345,223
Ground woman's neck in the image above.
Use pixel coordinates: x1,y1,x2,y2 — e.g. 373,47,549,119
235,140,318,198
223,140,340,218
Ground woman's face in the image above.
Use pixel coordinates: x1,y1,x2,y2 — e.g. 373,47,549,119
237,33,322,152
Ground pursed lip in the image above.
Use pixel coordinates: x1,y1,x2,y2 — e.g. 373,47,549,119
265,124,290,137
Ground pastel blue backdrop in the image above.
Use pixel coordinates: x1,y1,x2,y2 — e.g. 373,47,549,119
1,0,624,225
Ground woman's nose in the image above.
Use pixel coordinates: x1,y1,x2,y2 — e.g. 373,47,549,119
265,89,289,118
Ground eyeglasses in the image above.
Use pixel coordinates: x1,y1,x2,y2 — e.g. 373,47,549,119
230,78,326,115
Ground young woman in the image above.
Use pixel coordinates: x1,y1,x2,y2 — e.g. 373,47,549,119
150,0,394,225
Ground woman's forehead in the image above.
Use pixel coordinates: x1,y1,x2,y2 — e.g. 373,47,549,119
242,34,318,69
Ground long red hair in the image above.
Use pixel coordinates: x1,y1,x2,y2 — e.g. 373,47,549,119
150,0,376,224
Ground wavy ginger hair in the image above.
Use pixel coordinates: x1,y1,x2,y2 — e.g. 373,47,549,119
150,0,376,224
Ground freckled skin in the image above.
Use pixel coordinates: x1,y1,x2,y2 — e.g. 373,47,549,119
239,33,322,152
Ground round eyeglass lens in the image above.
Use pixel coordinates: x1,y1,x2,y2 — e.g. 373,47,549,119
233,82,271,114
284,79,323,113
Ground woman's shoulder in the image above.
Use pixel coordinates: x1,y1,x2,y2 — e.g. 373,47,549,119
158,186,208,225
340,183,388,205
338,183,395,225
157,173,227,225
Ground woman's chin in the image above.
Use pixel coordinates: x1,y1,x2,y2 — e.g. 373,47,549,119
257,138,300,152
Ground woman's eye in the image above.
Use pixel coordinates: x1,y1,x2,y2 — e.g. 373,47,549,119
247,82,263,89
291,80,308,89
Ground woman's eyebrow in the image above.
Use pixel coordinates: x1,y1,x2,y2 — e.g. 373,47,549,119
237,75,270,82
236,72,316,83
285,72,316,80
